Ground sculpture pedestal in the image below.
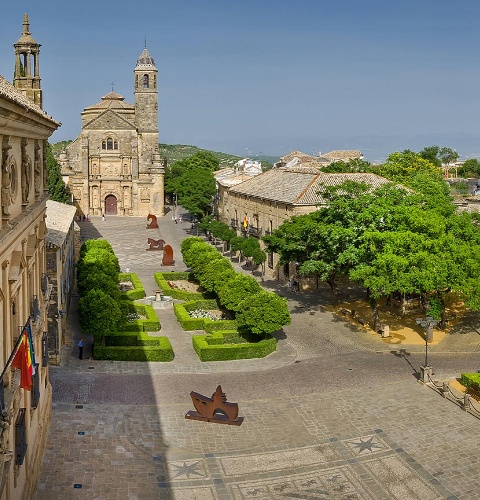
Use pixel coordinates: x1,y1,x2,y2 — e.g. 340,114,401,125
185,410,244,426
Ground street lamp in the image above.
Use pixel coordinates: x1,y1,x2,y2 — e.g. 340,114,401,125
415,316,438,383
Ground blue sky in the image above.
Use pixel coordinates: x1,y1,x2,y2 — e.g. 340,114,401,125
1,0,480,162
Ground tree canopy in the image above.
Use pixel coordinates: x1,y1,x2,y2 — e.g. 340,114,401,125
46,143,70,203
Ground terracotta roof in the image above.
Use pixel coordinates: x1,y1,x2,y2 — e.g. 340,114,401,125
0,75,59,125
229,169,392,206
84,91,134,110
319,150,362,162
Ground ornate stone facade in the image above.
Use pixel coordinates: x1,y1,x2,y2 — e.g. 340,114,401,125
60,48,164,217
0,15,60,499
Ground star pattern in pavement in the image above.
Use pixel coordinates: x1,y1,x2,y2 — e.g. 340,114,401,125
170,461,204,478
349,436,383,454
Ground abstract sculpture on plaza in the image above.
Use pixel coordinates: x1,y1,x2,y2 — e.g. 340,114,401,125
146,213,159,229
146,238,165,251
185,385,243,425
162,244,174,265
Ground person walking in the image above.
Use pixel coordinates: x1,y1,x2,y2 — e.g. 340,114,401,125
78,339,84,360
101,213,105,222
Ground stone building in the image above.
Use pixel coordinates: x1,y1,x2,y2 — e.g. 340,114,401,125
0,14,60,499
218,166,390,283
59,47,164,218
45,200,79,365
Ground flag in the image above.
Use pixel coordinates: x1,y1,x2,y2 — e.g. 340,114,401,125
11,327,34,391
243,216,248,228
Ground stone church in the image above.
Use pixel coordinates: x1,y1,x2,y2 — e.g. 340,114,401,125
59,47,165,217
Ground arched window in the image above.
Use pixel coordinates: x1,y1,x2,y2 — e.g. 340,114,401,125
143,74,149,88
102,141,106,150
114,140,118,150
107,138,113,150
153,74,157,89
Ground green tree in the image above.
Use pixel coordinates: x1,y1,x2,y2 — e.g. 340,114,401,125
458,158,480,178
418,145,442,167
438,147,459,168
216,274,262,312
236,292,291,337
78,289,125,345
46,143,70,203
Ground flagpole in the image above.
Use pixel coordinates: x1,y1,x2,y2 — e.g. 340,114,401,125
0,322,31,381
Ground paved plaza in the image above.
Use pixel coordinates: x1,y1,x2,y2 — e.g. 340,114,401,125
35,211,480,499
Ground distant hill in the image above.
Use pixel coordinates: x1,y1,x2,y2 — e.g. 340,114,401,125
50,141,276,169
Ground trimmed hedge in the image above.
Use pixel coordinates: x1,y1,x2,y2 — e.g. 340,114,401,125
122,303,160,332
461,373,480,392
94,336,174,361
154,272,205,300
192,331,276,361
119,273,146,301
174,301,236,331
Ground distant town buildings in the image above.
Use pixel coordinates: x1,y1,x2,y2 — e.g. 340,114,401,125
58,48,165,218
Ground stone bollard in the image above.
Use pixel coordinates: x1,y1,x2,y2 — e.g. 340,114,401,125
463,393,471,411
381,325,390,338
442,381,449,398
420,365,433,384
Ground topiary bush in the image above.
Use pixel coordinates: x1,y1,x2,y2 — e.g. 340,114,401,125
94,336,174,361
122,303,160,332
192,331,276,361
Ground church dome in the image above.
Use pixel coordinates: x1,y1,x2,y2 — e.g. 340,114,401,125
136,48,156,68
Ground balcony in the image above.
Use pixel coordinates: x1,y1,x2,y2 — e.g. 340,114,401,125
248,226,262,238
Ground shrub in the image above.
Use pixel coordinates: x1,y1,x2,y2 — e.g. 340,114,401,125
461,373,480,392
174,300,236,331
192,331,276,361
79,239,115,259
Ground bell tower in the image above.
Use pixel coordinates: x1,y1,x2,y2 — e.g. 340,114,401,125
13,13,42,108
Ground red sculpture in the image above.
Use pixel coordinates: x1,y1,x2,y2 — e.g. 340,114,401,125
162,244,174,266
146,238,165,251
146,213,159,229
185,385,243,425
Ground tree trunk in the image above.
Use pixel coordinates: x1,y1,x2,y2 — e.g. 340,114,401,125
327,278,337,305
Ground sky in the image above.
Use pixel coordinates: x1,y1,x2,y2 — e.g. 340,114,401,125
2,0,480,163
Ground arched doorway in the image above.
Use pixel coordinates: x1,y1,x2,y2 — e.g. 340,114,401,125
104,195,117,215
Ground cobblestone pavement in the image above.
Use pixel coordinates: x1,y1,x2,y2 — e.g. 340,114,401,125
36,213,480,499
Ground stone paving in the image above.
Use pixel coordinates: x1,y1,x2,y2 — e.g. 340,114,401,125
35,211,480,499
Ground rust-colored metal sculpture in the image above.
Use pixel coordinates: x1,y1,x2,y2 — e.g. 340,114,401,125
185,385,243,425
146,213,159,229
146,238,165,251
162,244,174,266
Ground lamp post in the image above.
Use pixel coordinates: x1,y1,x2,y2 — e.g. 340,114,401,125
415,316,438,383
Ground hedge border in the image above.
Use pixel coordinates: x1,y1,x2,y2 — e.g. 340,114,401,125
192,331,276,361
154,272,205,300
94,336,174,361
461,373,480,392
122,302,160,332
119,272,146,301
174,301,237,331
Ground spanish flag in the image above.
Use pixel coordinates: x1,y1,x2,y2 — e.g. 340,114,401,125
243,215,248,228
11,326,34,391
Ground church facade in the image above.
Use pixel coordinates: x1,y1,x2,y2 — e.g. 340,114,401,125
59,48,165,217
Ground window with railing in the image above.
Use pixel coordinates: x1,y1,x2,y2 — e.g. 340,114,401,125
42,273,48,296
30,295,39,322
31,364,40,409
15,409,27,466
42,332,49,368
